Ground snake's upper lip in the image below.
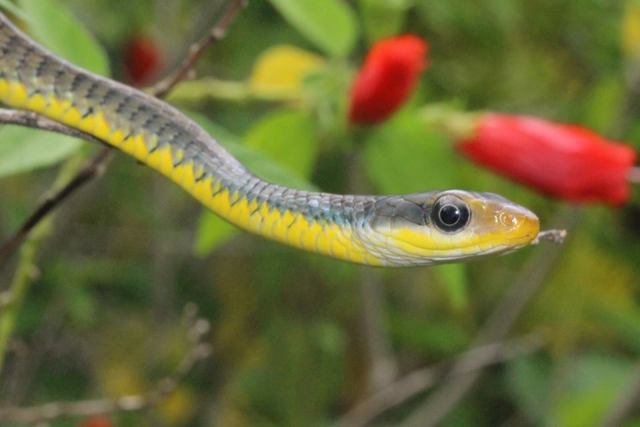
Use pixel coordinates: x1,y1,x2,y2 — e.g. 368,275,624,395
507,205,540,244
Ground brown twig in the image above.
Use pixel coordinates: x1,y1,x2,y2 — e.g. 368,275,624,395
151,0,247,98
399,207,581,427
0,304,212,424
0,144,113,265
0,0,246,267
336,334,545,427
359,269,398,393
0,108,114,270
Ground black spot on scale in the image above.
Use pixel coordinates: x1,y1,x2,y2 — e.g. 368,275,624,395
172,154,186,168
102,88,119,105
229,193,243,207
81,106,94,118
33,56,49,78
147,140,161,154
139,112,159,130
85,81,99,100
26,87,41,98
16,45,32,65
194,169,208,182
249,203,262,216
242,179,262,200
211,184,225,197
69,73,87,91
53,67,66,82
269,198,283,212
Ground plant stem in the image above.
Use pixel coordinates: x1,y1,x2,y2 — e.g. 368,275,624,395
0,153,86,373
0,226,42,373
167,77,301,103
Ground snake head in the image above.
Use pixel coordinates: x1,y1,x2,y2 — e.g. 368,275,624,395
362,190,540,266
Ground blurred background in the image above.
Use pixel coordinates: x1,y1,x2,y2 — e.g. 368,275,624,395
1,0,640,426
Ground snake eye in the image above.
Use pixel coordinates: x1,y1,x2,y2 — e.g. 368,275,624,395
431,196,470,232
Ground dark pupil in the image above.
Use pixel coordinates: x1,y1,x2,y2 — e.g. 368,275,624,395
439,204,461,226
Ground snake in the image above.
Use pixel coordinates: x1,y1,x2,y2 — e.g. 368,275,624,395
0,12,541,267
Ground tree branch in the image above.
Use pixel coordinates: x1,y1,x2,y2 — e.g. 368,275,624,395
0,111,114,263
336,334,545,427
151,0,247,98
0,304,212,424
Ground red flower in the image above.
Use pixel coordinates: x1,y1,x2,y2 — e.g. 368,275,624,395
124,34,163,86
456,114,637,205
349,35,428,125
78,416,113,427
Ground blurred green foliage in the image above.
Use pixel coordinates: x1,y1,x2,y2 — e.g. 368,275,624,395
1,0,640,426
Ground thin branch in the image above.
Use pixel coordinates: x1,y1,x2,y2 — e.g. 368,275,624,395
167,77,302,104
0,144,113,265
399,207,582,427
0,0,246,268
0,225,42,374
151,0,247,98
0,304,212,424
359,268,397,393
336,334,545,427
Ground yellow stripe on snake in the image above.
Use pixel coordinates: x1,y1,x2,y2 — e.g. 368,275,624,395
0,13,540,266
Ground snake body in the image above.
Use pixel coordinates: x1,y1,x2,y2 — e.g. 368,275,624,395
0,13,540,266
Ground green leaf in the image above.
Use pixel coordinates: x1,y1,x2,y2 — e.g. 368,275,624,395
245,109,318,179
554,353,634,427
580,77,623,133
358,0,414,43
269,0,358,57
189,111,317,190
595,305,640,354
188,112,317,256
0,126,81,178
0,0,29,22
19,0,109,75
364,112,458,194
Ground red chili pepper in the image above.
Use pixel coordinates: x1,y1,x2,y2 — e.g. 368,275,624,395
349,35,428,125
456,114,637,205
124,33,163,87
78,416,113,427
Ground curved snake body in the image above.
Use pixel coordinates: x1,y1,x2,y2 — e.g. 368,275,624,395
0,13,540,266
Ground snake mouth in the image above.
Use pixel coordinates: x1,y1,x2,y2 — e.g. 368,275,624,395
498,205,540,247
